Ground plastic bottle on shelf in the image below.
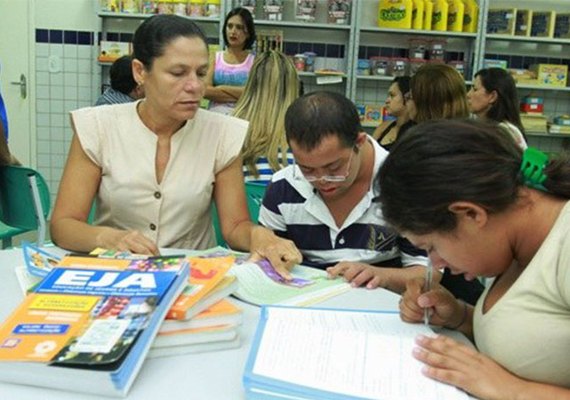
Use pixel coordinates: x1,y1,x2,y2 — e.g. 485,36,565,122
408,38,428,59
462,0,478,33
370,56,390,76
234,0,256,19
295,0,318,23
431,0,448,31
328,0,351,25
263,0,283,21
429,39,446,60
172,0,187,15
303,52,317,72
388,57,408,76
188,0,205,16
101,0,120,12
140,0,157,13
157,0,174,14
423,0,433,31
205,0,221,18
411,0,424,30
293,54,307,71
446,0,464,32
121,0,139,13
377,0,413,29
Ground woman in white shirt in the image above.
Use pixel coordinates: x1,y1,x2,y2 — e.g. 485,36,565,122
50,15,300,277
380,119,570,400
467,67,528,149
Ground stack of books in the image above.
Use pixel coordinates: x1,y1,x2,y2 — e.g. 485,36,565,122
150,256,243,358
1,253,189,397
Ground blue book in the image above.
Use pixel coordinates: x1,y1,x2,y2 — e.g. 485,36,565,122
243,306,469,400
0,255,189,397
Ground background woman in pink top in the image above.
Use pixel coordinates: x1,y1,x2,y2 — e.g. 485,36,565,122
205,7,256,115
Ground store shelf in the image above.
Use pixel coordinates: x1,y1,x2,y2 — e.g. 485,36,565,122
527,131,570,138
360,27,477,39
516,84,570,92
98,11,220,23
486,34,570,45
253,19,351,31
355,75,394,82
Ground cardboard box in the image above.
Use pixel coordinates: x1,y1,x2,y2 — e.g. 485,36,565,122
554,13,570,38
531,11,555,38
484,59,508,69
530,64,568,87
487,8,516,35
515,9,532,36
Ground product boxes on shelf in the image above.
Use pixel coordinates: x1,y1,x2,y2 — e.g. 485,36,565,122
98,41,131,63
554,13,570,38
515,9,532,36
411,0,424,30
484,59,508,69
531,11,556,38
487,8,516,35
363,104,384,127
554,115,570,127
530,64,568,87
377,0,413,29
520,96,544,114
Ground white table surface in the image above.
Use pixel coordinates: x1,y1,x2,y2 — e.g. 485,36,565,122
0,247,406,400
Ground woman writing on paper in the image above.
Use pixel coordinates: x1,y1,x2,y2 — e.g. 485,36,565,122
378,119,570,400
50,15,300,275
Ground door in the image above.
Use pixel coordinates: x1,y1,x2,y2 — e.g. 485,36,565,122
0,0,34,166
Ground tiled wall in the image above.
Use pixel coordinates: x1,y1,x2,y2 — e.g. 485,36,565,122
35,28,100,204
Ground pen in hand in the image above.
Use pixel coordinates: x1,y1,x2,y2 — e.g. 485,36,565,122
423,264,432,326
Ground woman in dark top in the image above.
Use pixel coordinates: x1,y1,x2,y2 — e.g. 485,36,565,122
372,76,411,151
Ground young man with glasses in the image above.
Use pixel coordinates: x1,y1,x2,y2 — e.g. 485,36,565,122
258,91,429,294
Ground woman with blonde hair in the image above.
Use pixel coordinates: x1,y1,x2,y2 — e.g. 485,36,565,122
234,50,300,184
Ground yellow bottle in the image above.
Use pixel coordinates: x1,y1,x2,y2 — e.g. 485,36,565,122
447,0,464,32
412,0,424,30
462,0,478,33
431,0,449,31
423,0,433,31
378,0,413,29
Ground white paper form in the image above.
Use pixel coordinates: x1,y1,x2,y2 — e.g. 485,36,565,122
252,307,469,400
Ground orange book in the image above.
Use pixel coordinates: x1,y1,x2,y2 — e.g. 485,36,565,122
160,299,242,333
166,256,235,320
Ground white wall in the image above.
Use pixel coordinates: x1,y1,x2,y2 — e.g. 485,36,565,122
35,0,99,31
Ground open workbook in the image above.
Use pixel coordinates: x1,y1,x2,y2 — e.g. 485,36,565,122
243,306,470,400
230,261,351,306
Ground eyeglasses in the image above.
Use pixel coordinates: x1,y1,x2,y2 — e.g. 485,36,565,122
294,149,355,183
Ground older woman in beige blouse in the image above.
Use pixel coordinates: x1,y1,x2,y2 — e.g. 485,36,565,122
50,15,300,277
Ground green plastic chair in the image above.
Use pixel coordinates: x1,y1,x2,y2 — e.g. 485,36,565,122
211,181,267,247
0,165,51,248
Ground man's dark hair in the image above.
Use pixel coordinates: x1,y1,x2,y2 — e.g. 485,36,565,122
110,55,137,95
284,91,361,151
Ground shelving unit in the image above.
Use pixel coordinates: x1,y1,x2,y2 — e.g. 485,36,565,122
95,0,570,152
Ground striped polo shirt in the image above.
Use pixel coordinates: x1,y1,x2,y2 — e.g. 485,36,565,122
258,138,428,269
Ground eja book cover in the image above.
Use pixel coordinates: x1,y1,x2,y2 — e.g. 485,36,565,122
0,255,189,397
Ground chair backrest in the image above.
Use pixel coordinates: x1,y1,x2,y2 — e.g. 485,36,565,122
210,182,267,248
245,181,266,224
0,165,51,247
